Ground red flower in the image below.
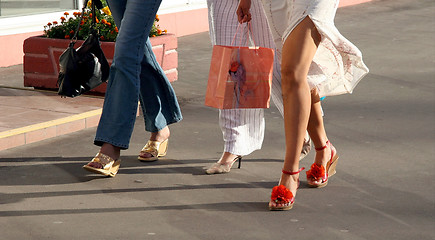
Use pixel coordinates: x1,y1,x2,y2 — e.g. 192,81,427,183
65,35,70,39
306,163,325,180
64,12,69,16
53,21,58,25
230,62,239,72
271,185,293,203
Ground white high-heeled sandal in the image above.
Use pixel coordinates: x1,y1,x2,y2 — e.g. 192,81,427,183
205,156,242,174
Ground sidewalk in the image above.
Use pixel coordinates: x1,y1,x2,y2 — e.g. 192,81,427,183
0,83,104,151
0,0,434,239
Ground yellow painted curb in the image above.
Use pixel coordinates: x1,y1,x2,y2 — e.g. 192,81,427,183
0,109,102,139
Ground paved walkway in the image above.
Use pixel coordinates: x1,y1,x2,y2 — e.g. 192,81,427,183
0,85,103,151
0,0,434,239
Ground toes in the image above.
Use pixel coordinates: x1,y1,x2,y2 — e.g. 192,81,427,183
140,152,154,158
269,200,290,209
308,178,320,185
88,162,102,169
277,202,288,208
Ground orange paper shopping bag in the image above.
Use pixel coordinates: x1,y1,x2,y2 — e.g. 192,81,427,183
205,44,274,109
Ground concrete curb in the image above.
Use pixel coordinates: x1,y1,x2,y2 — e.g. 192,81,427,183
0,109,102,151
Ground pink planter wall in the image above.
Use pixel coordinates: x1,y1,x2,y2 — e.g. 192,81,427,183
23,33,178,94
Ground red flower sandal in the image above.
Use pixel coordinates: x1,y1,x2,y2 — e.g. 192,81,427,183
306,140,339,188
269,167,305,211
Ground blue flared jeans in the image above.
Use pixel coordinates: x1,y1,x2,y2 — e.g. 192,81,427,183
94,0,182,149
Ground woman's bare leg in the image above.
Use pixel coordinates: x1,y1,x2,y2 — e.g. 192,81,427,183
308,90,331,162
270,17,321,208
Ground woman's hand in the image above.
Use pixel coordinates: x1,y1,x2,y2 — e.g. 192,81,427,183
236,0,252,23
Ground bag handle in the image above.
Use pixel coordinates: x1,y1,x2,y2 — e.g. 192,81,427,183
71,0,103,43
230,22,257,48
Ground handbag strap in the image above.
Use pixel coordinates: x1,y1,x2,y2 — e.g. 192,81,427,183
71,0,103,43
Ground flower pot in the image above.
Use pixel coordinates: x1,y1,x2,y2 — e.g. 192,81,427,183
23,34,178,94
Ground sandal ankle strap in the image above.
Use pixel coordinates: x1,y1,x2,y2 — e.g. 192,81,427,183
315,140,330,151
282,167,305,175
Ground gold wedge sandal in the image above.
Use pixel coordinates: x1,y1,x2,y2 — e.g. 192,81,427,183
82,152,121,177
138,139,168,162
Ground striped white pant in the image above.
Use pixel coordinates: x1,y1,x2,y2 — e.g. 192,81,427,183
207,0,285,156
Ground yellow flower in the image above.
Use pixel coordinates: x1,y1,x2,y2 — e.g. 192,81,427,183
102,6,112,16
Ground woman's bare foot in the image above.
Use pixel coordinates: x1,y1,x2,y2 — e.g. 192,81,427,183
205,152,242,174
150,126,170,142
269,172,300,209
140,126,170,159
87,143,120,169
309,141,332,185
217,152,240,165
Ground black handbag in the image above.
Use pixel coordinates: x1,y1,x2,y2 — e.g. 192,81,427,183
57,0,110,97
